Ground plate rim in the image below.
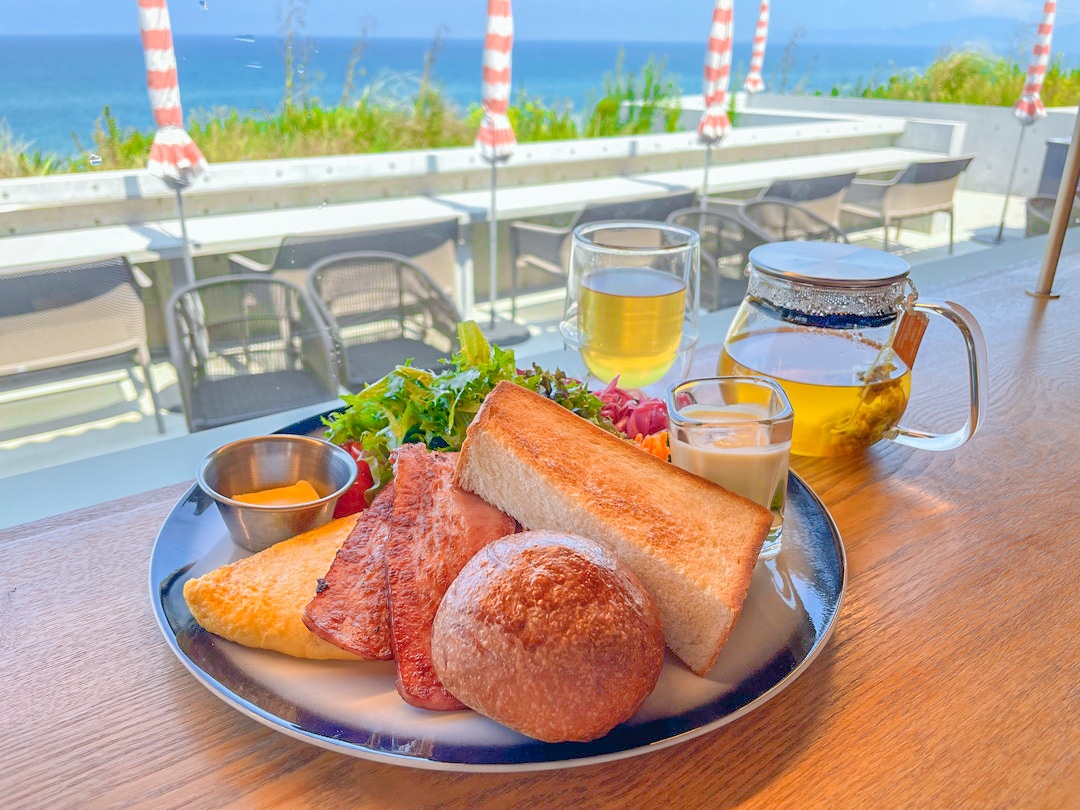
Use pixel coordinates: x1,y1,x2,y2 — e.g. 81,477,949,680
149,416,847,773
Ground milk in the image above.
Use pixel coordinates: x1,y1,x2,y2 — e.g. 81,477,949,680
668,404,790,511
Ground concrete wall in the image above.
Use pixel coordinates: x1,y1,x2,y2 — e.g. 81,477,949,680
743,94,1077,197
0,114,908,237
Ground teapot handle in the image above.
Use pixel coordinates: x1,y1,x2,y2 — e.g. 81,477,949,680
887,299,988,452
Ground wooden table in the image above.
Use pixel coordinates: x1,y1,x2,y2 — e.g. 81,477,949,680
3,253,1078,808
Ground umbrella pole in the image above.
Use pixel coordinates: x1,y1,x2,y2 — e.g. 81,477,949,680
995,124,1028,242
1030,109,1080,298
700,144,713,213
174,187,197,288
489,161,499,329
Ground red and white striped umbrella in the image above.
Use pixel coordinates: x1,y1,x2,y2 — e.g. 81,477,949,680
1014,0,1056,125
476,0,516,162
138,0,206,286
698,0,733,209
475,0,526,339
744,1,770,95
138,0,207,183
698,0,734,145
988,0,1058,243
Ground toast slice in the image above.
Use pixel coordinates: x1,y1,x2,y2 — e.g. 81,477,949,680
453,381,772,675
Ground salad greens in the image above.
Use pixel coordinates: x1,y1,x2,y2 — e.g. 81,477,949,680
323,321,615,488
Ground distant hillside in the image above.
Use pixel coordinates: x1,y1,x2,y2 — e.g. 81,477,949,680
772,16,1080,57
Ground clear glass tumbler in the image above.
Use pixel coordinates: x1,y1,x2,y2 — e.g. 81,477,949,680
667,376,794,559
559,220,699,392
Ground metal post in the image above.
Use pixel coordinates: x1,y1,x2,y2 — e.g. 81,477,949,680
489,161,498,329
994,125,1028,242
173,187,197,288
700,144,713,213
1030,110,1080,299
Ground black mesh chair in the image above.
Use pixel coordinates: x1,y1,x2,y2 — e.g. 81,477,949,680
226,218,462,294
667,207,769,310
841,155,974,252
743,198,849,243
306,251,461,392
0,256,164,433
508,190,697,317
166,276,339,433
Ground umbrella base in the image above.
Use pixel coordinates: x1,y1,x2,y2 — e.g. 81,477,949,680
971,229,1022,246
479,317,531,347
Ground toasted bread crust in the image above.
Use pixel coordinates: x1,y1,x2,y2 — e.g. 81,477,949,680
453,381,771,675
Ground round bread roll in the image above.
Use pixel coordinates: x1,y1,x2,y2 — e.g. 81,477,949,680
431,530,664,743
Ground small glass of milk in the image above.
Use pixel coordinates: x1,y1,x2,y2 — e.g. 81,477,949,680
666,377,794,559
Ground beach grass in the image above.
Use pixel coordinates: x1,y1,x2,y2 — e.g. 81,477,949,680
0,55,682,178
854,50,1080,106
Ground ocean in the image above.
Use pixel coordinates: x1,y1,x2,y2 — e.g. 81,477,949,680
0,35,942,157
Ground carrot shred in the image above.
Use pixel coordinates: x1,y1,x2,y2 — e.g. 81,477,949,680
632,431,670,462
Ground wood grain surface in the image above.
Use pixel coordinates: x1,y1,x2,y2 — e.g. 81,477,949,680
2,254,1079,809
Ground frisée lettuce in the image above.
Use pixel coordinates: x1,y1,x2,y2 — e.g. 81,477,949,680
322,321,615,489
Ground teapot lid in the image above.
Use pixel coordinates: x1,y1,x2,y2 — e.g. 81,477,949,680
748,242,910,288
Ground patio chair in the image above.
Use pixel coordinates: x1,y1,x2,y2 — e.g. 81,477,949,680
166,276,339,433
1025,194,1080,238
0,256,165,433
226,218,462,293
667,207,769,310
306,251,461,392
840,155,975,253
754,171,856,226
508,190,696,318
742,198,849,243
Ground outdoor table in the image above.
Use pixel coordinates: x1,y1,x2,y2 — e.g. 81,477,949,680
2,251,1078,808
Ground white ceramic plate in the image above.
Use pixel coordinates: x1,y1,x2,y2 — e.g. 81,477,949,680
150,411,845,772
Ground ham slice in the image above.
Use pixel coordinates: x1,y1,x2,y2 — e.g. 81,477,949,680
386,444,518,710
302,484,395,660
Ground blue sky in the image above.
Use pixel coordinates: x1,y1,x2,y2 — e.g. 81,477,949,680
2,1,1075,40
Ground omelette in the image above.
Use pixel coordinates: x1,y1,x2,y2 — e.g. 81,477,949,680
183,514,365,660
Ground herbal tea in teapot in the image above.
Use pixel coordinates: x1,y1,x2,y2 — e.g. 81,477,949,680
720,327,911,457
720,243,987,457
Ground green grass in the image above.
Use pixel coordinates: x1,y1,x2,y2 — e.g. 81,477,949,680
853,50,1080,106
0,55,683,179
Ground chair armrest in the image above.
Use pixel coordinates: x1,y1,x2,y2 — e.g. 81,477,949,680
128,263,154,289
509,221,571,275
227,253,272,275
842,180,891,210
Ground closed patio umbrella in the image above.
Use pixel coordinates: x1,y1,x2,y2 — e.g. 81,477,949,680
698,0,734,212
138,0,208,287
988,0,1056,244
743,1,770,94
476,0,527,343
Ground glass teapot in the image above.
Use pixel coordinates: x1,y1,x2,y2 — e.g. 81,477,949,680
719,242,987,457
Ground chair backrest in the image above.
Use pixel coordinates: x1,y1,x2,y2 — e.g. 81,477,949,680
0,256,149,377
307,251,461,348
886,156,974,216
760,172,855,225
555,191,698,270
575,191,698,229
166,276,338,432
1025,193,1080,237
667,207,768,264
667,207,767,310
743,199,848,243
270,218,461,293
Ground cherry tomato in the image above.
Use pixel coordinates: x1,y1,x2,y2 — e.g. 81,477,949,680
333,441,376,518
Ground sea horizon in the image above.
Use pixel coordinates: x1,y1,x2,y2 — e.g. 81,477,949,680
0,34,944,156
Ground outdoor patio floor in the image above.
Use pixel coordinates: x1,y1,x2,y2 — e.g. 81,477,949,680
0,188,1036,487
